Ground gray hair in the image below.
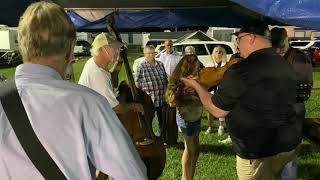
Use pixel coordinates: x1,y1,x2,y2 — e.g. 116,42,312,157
143,45,155,53
185,46,195,54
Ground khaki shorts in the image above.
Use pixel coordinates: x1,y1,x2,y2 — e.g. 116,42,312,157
236,150,296,180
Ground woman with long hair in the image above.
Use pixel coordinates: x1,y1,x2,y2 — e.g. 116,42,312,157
205,46,228,135
166,54,203,180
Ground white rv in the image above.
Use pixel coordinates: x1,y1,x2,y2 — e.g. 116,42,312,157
0,26,21,66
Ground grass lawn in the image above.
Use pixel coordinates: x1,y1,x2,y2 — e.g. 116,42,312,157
1,54,320,180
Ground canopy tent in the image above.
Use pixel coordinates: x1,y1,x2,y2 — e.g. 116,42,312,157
56,0,320,31
68,8,273,32
231,0,320,30
64,0,280,32
1,0,320,31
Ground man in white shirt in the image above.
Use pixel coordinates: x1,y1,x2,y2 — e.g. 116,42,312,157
158,39,181,77
0,2,147,180
79,33,143,114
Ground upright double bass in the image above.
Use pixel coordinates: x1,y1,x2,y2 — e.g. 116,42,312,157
97,15,166,180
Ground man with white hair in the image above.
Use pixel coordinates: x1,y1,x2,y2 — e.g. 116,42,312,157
135,45,167,136
79,32,144,114
0,2,147,179
185,46,195,55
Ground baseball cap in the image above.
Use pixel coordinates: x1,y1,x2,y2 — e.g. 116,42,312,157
92,33,123,49
233,20,270,37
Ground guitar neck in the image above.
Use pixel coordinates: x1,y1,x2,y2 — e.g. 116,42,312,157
122,55,139,101
107,15,138,101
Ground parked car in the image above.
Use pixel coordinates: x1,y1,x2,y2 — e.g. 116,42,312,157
74,40,91,56
133,40,237,74
313,47,320,66
155,45,165,52
290,40,320,66
290,40,320,50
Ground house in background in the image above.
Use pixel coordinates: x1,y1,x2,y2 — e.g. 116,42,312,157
206,27,239,42
76,25,320,52
269,25,320,40
120,33,143,47
152,30,217,52
142,31,193,49
76,32,94,43
292,27,320,40
118,30,216,51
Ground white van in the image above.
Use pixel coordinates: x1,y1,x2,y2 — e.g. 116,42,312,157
0,27,22,66
133,40,237,74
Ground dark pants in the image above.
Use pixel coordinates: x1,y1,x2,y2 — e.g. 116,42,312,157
153,104,167,136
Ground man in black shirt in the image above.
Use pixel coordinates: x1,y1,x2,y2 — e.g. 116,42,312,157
181,20,302,180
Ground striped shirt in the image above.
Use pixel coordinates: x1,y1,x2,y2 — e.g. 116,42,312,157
135,60,167,107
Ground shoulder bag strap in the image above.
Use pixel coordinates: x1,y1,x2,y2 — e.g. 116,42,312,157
0,80,67,180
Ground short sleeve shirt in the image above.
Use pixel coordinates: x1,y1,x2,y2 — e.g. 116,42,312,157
78,58,119,108
212,48,299,158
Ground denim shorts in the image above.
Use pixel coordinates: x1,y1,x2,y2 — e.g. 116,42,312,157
176,112,201,136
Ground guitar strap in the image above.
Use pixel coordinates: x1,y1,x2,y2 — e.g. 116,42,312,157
0,80,67,180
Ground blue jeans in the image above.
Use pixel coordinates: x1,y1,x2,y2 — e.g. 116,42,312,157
176,112,201,136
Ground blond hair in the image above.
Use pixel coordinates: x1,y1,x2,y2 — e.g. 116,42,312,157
212,45,227,64
18,2,76,62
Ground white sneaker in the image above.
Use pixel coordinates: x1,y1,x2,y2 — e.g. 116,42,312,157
219,136,232,144
217,126,225,136
205,127,212,134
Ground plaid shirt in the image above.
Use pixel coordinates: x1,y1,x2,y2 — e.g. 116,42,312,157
135,60,167,107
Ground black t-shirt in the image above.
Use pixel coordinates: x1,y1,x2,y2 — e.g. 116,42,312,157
212,48,302,159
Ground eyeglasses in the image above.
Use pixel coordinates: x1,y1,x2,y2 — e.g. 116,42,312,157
236,33,252,44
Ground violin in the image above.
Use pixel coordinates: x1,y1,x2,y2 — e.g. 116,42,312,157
196,57,240,89
165,56,241,108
